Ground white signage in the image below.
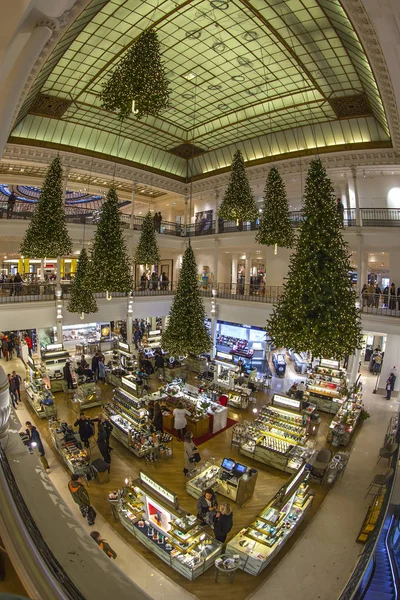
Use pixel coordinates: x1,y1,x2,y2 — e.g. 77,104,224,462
320,358,340,369
46,343,63,351
217,352,233,361
273,394,301,410
139,472,176,505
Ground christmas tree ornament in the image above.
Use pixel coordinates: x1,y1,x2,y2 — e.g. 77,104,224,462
134,211,161,266
162,242,211,356
100,29,170,121
256,167,295,251
88,187,132,293
267,159,362,359
67,248,98,317
218,150,258,222
20,157,72,258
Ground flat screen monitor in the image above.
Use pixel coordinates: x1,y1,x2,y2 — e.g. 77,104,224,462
234,463,247,475
221,458,236,472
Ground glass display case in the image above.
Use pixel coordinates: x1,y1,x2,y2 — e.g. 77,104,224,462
71,382,102,411
226,465,313,575
117,472,222,580
49,419,90,476
305,359,347,414
41,344,71,392
25,356,56,418
214,357,239,388
327,397,363,446
186,461,220,499
106,342,138,386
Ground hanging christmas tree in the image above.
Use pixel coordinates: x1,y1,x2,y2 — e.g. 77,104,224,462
267,159,362,359
88,187,132,293
67,248,98,316
20,157,72,258
256,166,295,249
100,29,170,121
218,150,258,222
162,243,211,356
134,211,161,266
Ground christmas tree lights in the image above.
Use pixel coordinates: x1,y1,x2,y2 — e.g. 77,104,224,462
267,159,362,359
67,248,98,316
256,167,295,250
20,157,72,258
218,150,258,222
134,211,161,266
100,29,170,121
88,187,132,293
162,243,211,356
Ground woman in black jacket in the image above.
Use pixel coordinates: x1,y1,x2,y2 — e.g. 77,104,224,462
214,502,233,543
152,402,163,432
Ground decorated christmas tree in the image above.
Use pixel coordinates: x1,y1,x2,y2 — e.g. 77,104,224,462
20,157,72,258
256,167,295,249
134,211,161,266
218,150,258,222
162,243,211,356
100,29,170,120
88,187,132,293
67,248,98,316
267,159,362,359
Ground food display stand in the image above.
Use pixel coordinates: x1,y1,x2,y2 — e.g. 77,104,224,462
225,465,314,574
115,472,222,580
49,419,90,477
186,457,258,506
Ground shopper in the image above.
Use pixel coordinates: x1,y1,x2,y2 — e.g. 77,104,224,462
173,401,190,441
91,352,100,382
98,356,106,383
374,284,382,309
385,372,397,400
2,337,8,361
74,413,95,448
89,531,117,559
25,421,50,472
63,360,74,390
97,415,111,464
183,431,199,475
295,381,306,400
157,212,162,232
68,474,96,526
196,488,218,526
153,212,158,231
154,353,165,379
152,402,164,433
24,334,33,357
336,197,344,227
103,416,114,451
214,503,233,543
12,370,22,402
7,189,16,218
389,283,397,310
8,374,18,408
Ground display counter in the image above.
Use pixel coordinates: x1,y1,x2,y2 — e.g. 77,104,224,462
115,472,222,579
41,344,71,392
288,351,309,374
186,457,258,506
213,354,239,388
327,397,363,446
71,382,102,411
226,465,313,575
25,356,56,418
49,419,90,476
306,360,346,413
228,385,251,410
233,401,311,473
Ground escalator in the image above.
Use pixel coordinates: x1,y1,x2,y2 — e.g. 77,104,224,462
364,514,398,600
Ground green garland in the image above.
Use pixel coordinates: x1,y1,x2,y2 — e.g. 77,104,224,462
20,157,72,258
267,159,362,359
88,187,132,292
218,150,258,222
67,248,98,315
256,167,295,248
100,29,170,121
134,211,161,266
162,243,211,356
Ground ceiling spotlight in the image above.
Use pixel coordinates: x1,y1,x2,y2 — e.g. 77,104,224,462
218,104,230,111
243,31,258,42
210,0,229,9
186,30,201,39
232,75,246,82
183,72,196,80
237,56,251,67
212,41,226,53
8,167,13,171
182,93,195,99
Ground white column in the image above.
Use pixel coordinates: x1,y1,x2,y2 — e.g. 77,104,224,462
0,24,53,155
348,348,361,385
356,233,364,299
350,167,362,227
210,291,218,358
379,334,400,395
184,193,189,236
231,253,238,293
55,299,63,344
127,299,133,346
151,316,157,330
213,242,219,286
245,255,251,292
130,180,136,229
215,189,220,234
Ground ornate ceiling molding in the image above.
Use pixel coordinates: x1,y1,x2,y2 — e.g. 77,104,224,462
340,0,400,152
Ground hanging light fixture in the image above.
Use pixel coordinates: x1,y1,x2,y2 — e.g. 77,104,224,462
132,100,139,115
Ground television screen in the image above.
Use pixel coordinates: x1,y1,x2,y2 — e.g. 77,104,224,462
221,458,236,472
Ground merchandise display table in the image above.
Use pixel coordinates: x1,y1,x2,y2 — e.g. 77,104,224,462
71,382,102,412
306,360,346,414
226,465,313,575
49,419,91,477
327,398,363,446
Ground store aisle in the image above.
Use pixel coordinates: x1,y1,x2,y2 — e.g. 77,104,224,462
1,356,196,600
249,367,399,600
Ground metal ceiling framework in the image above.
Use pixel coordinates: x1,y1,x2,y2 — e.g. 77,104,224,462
9,0,391,180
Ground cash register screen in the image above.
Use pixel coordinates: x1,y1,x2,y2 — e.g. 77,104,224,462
221,458,236,472
234,463,247,475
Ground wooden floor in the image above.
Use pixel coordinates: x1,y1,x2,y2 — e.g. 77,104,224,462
28,371,333,600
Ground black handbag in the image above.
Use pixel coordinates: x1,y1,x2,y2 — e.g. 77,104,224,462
191,451,201,463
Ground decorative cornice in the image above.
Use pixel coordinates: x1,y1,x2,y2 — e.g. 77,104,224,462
340,0,400,151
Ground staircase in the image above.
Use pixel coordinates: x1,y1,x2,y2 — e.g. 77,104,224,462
364,516,397,600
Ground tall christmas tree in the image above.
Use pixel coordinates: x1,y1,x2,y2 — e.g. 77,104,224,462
162,243,211,356
20,157,72,258
134,211,161,266
88,187,132,293
267,159,362,359
256,167,295,249
100,29,170,120
67,248,98,316
218,150,258,222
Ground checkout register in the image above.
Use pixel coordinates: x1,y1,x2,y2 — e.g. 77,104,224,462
218,458,258,506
